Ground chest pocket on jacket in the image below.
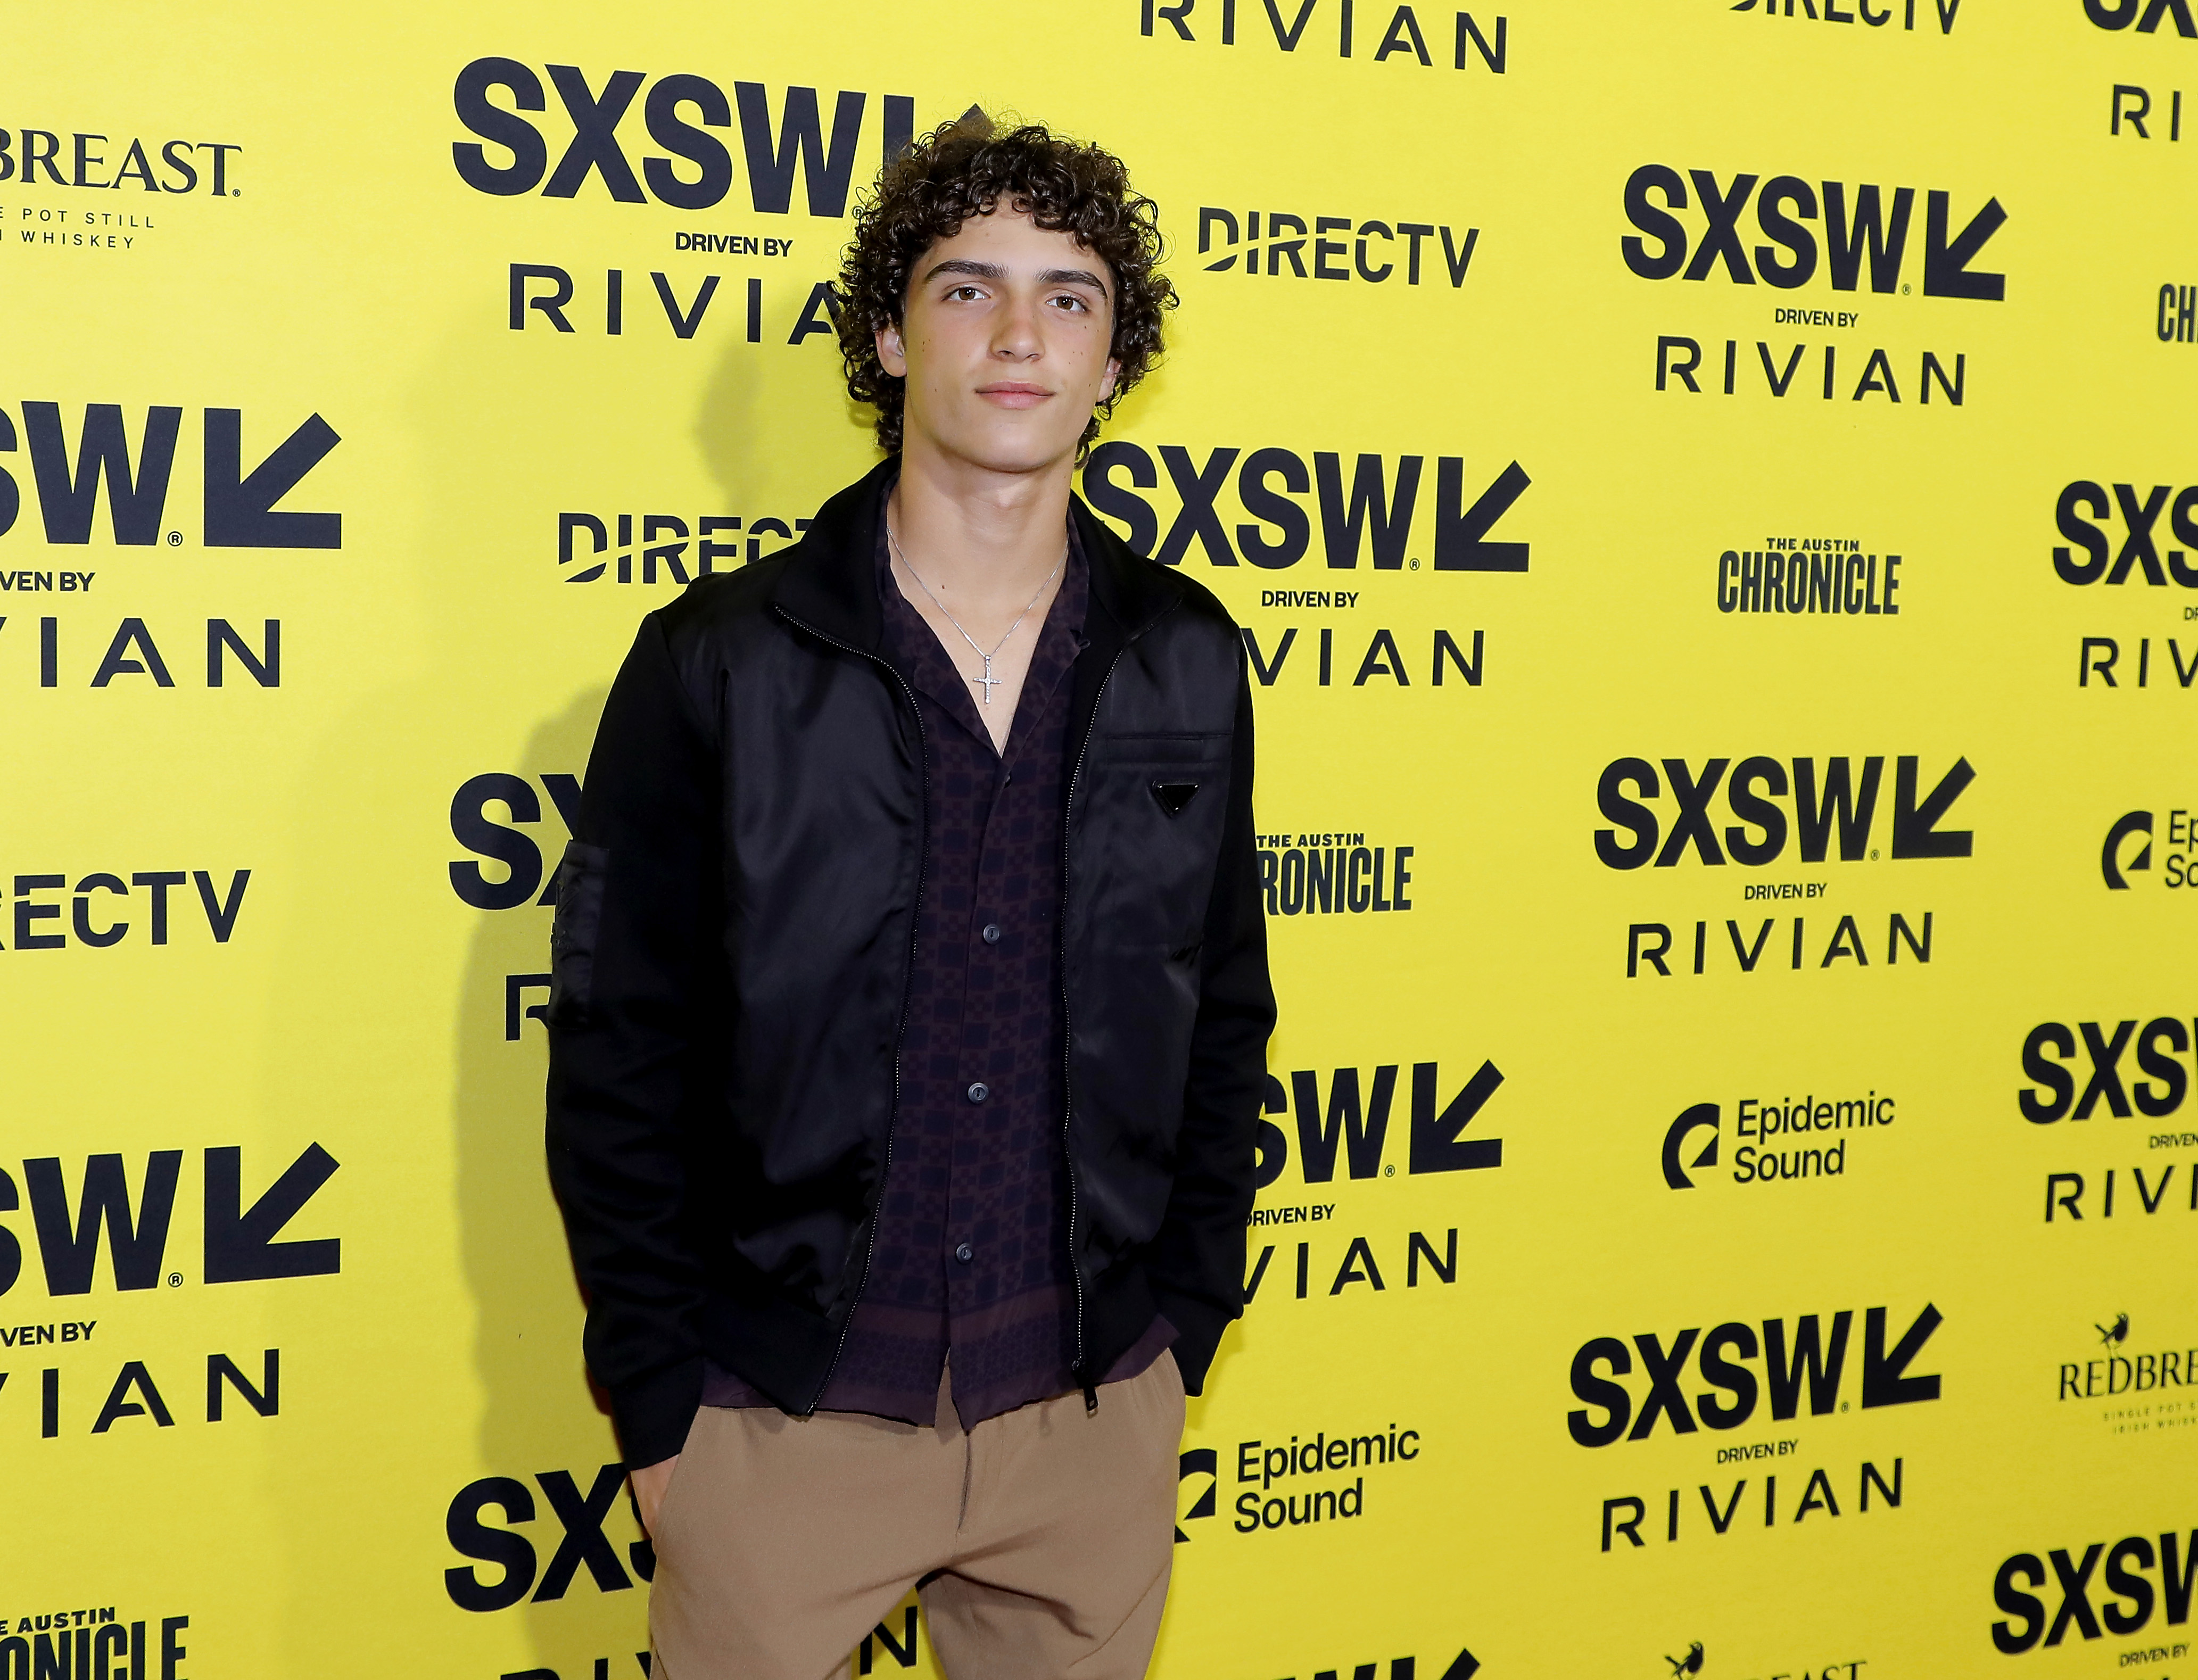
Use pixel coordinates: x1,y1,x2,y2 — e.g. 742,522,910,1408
1080,732,1233,946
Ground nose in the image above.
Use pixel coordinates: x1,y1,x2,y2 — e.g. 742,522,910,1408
990,287,1043,361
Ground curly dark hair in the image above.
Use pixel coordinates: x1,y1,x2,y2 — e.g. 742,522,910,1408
837,114,1175,457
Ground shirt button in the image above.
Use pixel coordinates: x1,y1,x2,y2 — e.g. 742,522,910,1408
981,923,1002,944
955,1242,974,1264
967,1081,989,1103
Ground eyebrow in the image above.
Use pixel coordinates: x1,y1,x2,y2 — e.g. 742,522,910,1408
922,257,1111,298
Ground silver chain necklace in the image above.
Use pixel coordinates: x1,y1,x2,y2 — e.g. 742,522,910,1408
887,522,1065,706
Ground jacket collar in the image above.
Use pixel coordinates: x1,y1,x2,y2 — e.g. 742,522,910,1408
772,455,1182,652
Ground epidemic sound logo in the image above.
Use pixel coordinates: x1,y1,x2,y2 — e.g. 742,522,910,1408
1567,1303,1943,1446
1139,0,1509,75
2052,480,2198,586
2084,0,2198,31
1594,754,1975,867
1219,1418,1424,1534
451,59,913,216
0,403,340,549
2103,808,2198,888
0,127,241,194
1990,1522,2198,1653
1660,1091,1894,1188
2057,1311,2198,1400
1621,168,2007,299
1080,442,1528,573
1195,208,1477,287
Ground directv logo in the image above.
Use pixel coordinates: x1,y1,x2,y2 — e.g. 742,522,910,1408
1196,209,1476,286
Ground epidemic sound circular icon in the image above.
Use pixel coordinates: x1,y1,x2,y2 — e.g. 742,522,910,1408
2102,810,2152,888
1665,1643,1705,1677
1662,1103,1720,1188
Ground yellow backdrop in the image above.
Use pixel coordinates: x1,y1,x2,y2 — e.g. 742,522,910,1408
4,2,2194,1676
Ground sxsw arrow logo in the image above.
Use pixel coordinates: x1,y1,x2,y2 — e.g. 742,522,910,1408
0,403,341,548
1270,1650,1479,1680
0,1144,341,1296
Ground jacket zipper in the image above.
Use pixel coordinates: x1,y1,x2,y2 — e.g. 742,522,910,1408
1061,647,1128,1412
773,606,929,1417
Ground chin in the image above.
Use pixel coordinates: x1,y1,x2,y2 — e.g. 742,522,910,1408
938,422,1083,477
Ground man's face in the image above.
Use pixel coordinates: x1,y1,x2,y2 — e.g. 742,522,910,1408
877,206,1119,476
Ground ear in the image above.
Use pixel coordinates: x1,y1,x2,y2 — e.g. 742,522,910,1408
877,319,908,378
1099,356,1120,402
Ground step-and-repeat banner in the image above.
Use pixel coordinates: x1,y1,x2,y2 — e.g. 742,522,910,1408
6,2,2194,1675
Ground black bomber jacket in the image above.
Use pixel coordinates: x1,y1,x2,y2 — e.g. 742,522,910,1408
544,458,1277,1467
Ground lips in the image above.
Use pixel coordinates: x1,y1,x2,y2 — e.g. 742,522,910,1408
977,382,1051,406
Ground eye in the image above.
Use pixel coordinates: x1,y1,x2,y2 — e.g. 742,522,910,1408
1050,293,1092,312
947,284,985,301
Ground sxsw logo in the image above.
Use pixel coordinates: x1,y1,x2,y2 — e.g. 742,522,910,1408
2018,1015,2195,1122
1195,208,1477,287
1594,754,1976,868
1252,1061,1503,1188
1567,1304,1944,1446
450,58,913,216
444,1463,649,1610
1621,168,2007,299
1080,442,1528,572
1261,1651,1478,1680
2052,480,2198,586
0,403,341,549
2084,0,2198,31
449,772,582,910
2102,808,2198,888
1990,1524,2198,1654
0,1146,340,1297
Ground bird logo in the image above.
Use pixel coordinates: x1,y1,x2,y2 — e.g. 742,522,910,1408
1665,1643,1705,1677
2098,1313,2130,1348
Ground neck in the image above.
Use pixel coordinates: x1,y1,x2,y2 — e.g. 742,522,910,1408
888,434,1074,609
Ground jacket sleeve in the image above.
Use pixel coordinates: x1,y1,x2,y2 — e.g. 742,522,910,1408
544,611,719,1468
1146,653,1276,1394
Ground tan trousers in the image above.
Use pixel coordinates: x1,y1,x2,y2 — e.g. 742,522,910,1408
648,1353,1185,1680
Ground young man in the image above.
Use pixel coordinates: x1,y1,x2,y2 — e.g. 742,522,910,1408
546,118,1274,1680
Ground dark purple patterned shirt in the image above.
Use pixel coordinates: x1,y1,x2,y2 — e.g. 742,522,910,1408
701,501,1169,1428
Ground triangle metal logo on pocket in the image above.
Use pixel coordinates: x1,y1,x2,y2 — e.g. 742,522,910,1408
1151,780,1200,816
